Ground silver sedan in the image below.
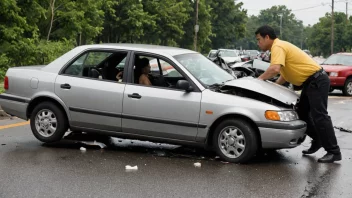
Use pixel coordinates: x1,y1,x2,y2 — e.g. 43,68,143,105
0,44,306,163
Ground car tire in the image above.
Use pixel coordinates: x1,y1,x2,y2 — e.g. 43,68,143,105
30,101,68,143
329,87,334,93
213,119,258,163
343,78,352,96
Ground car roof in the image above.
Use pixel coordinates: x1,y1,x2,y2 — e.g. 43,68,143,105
76,43,196,56
218,49,238,51
336,52,352,56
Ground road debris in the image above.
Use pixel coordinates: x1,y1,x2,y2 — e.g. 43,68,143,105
334,126,352,133
80,147,87,152
125,165,138,171
194,162,201,168
81,141,107,149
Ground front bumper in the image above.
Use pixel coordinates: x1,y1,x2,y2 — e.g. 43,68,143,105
0,94,29,120
256,120,307,149
329,76,346,87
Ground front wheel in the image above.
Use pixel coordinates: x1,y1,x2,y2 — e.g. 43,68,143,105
213,119,258,163
30,101,68,143
329,87,334,93
343,78,352,96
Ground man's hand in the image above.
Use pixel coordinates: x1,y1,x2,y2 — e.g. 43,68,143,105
258,64,281,80
275,75,286,85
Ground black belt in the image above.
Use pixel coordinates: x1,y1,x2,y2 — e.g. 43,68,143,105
303,68,326,87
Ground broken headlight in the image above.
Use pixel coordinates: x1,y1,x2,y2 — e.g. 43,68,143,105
265,110,299,121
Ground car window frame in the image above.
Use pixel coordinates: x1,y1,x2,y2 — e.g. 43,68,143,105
127,51,201,92
58,48,132,84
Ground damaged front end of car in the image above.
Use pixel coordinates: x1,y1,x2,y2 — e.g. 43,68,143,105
211,77,300,109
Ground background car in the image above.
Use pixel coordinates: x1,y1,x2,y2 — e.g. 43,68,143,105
207,49,218,61
321,52,352,96
244,50,261,60
229,59,293,89
216,49,242,64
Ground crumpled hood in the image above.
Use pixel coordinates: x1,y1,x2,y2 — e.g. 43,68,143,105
224,77,299,105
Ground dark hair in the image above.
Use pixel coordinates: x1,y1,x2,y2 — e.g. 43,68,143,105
139,58,150,68
255,25,277,40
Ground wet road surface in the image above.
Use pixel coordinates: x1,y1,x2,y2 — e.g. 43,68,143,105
0,96,352,198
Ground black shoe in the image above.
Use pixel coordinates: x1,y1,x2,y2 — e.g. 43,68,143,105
317,153,342,163
302,142,322,155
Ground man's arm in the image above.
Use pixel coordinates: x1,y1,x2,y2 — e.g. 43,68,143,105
275,75,286,85
258,64,281,80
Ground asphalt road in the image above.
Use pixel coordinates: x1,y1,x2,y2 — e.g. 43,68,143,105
0,94,352,198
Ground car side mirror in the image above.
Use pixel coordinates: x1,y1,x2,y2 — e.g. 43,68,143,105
176,80,193,92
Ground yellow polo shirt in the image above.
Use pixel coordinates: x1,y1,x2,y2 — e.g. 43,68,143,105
270,39,321,86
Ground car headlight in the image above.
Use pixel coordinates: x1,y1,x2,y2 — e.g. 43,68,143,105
330,72,338,77
265,110,299,121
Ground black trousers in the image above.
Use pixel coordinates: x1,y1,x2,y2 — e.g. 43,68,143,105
296,71,341,154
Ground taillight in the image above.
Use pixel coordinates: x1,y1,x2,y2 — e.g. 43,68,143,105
4,76,8,90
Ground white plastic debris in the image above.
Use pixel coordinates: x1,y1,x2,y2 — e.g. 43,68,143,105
81,141,107,149
125,165,138,172
194,162,201,168
80,147,86,152
125,165,138,170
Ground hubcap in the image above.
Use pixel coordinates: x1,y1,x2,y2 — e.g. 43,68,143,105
347,82,352,95
35,109,57,137
218,126,246,159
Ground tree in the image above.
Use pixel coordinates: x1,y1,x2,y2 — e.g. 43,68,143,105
103,0,156,43
179,0,213,53
307,12,350,57
142,0,190,46
256,5,304,47
234,15,259,50
208,0,247,49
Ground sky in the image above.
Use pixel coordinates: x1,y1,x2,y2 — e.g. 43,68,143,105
239,0,351,26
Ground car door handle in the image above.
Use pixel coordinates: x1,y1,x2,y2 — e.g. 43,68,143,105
60,83,71,89
128,93,142,99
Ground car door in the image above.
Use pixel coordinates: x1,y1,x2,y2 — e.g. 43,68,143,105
55,49,131,132
121,53,202,141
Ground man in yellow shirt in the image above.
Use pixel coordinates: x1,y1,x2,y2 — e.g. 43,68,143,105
255,25,341,163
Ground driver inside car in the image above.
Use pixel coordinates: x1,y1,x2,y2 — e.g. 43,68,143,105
138,58,152,86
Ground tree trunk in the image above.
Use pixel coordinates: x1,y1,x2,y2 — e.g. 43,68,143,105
47,0,56,41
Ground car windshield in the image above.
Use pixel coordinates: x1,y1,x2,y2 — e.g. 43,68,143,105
247,50,258,55
219,50,238,57
322,54,352,66
174,53,235,87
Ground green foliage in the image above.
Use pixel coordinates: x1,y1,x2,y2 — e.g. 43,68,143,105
5,0,345,78
308,12,351,57
0,82,4,94
235,5,305,50
208,0,247,49
0,54,9,80
179,0,213,53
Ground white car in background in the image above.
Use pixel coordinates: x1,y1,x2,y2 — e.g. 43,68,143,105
217,49,242,65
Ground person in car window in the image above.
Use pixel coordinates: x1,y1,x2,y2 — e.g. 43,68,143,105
139,58,152,86
255,25,341,163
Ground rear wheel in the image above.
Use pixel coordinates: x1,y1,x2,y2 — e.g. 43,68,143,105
343,78,352,96
30,101,68,143
213,119,258,163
